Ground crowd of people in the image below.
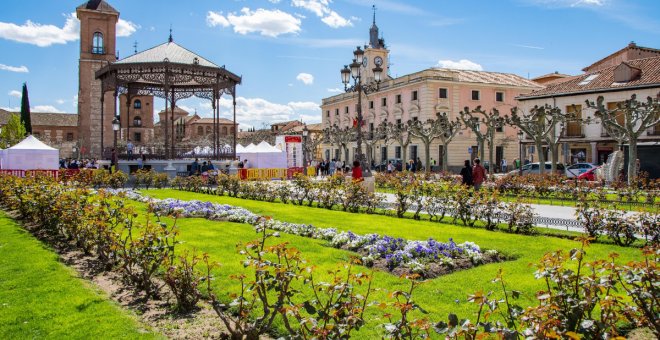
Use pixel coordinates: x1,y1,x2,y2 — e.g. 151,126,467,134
59,158,100,169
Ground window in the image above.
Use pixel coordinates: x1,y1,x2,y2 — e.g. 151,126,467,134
335,108,339,115
578,74,599,85
395,146,401,159
381,97,387,107
34,132,41,138
396,94,402,104
133,116,142,127
410,145,418,161
439,88,448,99
369,101,374,109
396,119,402,128
92,32,104,54
471,90,480,100
206,126,212,134
133,100,142,109
496,91,504,102
198,126,204,136
66,133,74,141
326,110,330,117
133,132,142,142
222,126,228,135
345,106,349,114
412,117,419,122
496,126,503,132
566,104,583,137
412,90,418,101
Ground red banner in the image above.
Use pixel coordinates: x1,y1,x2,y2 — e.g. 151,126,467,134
285,135,302,143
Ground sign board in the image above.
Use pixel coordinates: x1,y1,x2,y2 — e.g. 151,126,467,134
275,135,303,168
467,147,472,154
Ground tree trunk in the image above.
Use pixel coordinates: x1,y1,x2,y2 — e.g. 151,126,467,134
550,143,559,173
536,140,546,174
488,139,494,175
424,141,431,173
627,140,638,185
442,142,449,171
401,142,408,170
478,138,485,161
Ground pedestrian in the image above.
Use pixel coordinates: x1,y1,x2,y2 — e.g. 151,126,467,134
472,158,486,191
501,159,507,173
201,161,209,173
329,159,336,176
351,160,363,182
514,158,520,169
190,158,200,175
137,154,143,169
387,161,394,174
110,148,118,173
416,157,423,172
126,139,134,160
460,160,473,186
243,159,250,169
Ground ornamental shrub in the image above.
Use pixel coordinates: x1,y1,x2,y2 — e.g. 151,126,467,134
163,250,206,312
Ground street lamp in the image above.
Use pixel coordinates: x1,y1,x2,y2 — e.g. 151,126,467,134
517,130,524,175
340,46,383,177
112,117,120,150
302,125,309,171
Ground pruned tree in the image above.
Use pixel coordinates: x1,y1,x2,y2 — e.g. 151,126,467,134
435,113,461,172
323,124,354,162
459,106,505,172
303,131,325,162
363,120,389,168
408,113,457,173
0,113,26,147
587,94,660,184
507,104,562,174
386,120,412,164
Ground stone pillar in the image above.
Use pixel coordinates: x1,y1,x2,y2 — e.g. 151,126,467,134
590,142,598,164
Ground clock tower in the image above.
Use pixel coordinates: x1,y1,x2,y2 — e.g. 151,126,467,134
362,5,389,83
76,0,119,158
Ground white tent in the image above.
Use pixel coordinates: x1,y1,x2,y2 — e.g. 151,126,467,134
1,135,59,170
237,141,287,169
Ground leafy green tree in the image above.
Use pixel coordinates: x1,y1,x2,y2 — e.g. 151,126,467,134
20,82,32,134
0,114,27,147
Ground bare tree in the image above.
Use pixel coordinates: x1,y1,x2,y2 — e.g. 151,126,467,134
303,132,325,162
323,124,354,162
435,113,461,172
507,104,562,174
408,113,456,173
459,106,505,172
386,120,412,165
587,94,660,184
363,121,389,168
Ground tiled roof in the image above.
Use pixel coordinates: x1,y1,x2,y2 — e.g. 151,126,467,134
158,106,190,115
115,41,218,67
432,68,542,88
518,56,660,100
0,109,78,127
77,0,118,13
194,118,235,125
582,43,660,72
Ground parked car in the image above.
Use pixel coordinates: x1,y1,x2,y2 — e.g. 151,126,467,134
565,162,598,178
577,165,601,181
374,159,403,172
507,162,566,176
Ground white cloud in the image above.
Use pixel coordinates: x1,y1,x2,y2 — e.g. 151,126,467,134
0,63,29,73
296,72,314,85
32,105,64,113
299,114,322,123
511,43,544,50
269,0,282,3
288,101,320,111
0,106,19,112
8,90,22,98
56,99,65,105
327,88,342,93
437,59,483,71
0,13,137,48
291,0,352,28
117,19,139,37
207,8,301,37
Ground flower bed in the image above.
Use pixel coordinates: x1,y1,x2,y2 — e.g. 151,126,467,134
143,194,504,278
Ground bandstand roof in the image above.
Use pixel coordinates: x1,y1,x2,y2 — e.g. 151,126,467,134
114,41,218,68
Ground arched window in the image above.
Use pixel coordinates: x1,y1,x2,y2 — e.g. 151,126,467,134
133,100,142,109
221,126,228,136
92,32,104,54
206,126,212,134
133,116,142,127
197,126,204,136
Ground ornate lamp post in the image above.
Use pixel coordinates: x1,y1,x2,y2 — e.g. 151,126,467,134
341,46,382,177
517,130,524,175
112,117,120,150
302,124,309,170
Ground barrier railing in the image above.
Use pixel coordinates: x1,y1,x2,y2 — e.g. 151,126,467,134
0,169,60,179
236,167,317,181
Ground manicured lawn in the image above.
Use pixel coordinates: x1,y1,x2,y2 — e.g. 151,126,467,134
0,212,157,339
142,189,645,338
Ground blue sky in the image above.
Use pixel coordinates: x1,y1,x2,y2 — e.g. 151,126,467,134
0,0,658,130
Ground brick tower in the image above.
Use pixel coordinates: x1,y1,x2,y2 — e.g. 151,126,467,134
76,0,118,158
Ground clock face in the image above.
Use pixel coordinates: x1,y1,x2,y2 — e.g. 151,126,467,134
374,56,383,66
362,56,368,67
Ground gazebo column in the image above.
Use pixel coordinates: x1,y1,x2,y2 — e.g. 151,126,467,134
125,93,131,143
164,87,169,159
100,88,104,158
212,89,217,160
232,85,237,161
170,89,176,159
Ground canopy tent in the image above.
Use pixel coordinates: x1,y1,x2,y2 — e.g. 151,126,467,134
1,135,59,170
237,141,286,169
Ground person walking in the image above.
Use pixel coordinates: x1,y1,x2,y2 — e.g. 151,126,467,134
351,160,363,182
472,158,486,191
460,160,473,186
501,159,507,173
387,161,394,174
126,140,134,160
329,159,336,176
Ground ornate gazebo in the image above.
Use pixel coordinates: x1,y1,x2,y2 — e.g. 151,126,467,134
96,35,242,159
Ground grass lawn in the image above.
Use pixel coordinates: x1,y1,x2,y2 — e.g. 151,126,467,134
0,212,158,339
142,189,645,338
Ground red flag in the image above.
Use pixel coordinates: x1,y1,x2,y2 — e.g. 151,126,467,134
352,118,357,127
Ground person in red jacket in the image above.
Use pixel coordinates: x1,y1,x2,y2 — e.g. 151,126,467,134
472,158,486,191
351,160,363,182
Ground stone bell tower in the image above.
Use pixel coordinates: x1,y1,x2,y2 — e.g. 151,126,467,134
76,0,119,158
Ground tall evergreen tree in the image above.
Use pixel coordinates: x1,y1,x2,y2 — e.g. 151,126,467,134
20,82,32,134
